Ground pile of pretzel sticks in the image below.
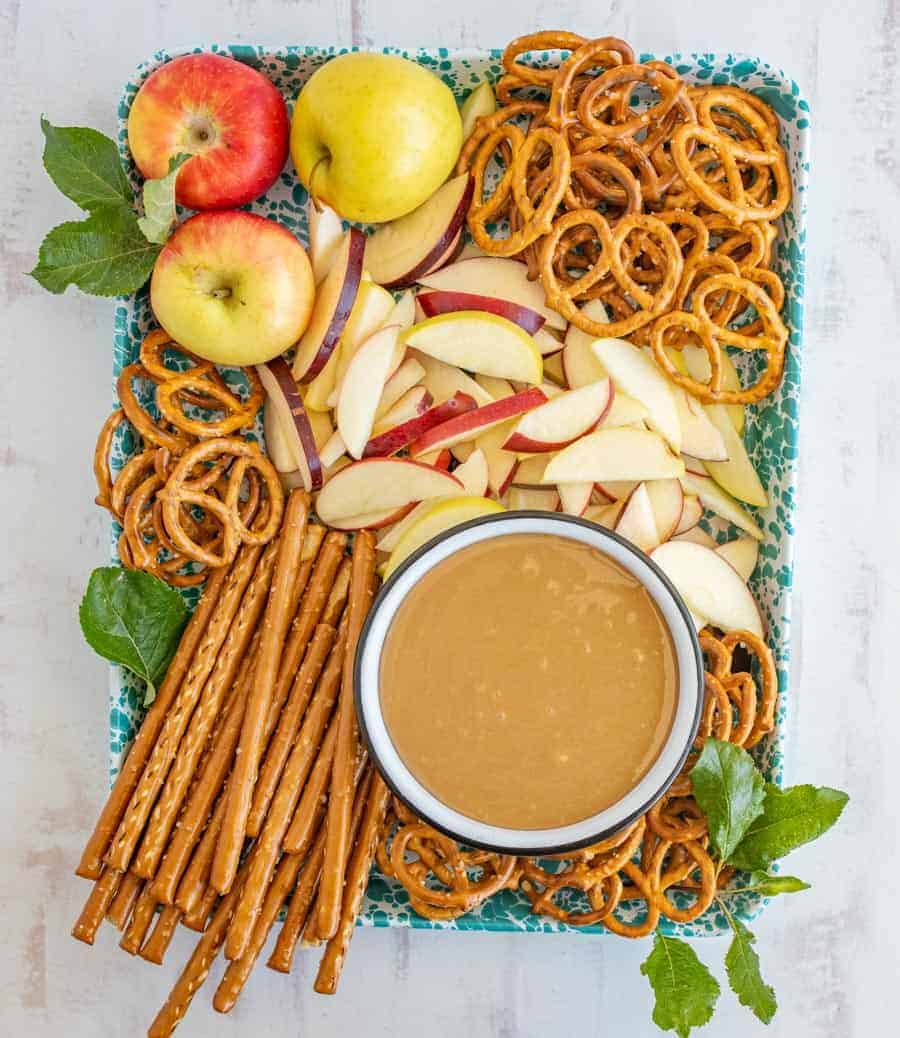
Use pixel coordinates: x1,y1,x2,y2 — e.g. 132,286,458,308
72,490,387,1033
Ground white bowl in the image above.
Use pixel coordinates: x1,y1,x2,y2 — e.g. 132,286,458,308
355,512,704,855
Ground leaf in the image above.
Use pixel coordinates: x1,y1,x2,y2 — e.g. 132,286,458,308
690,738,766,861
640,934,720,1038
729,783,849,871
138,153,192,244
725,918,777,1024
40,116,133,212
30,207,161,296
745,871,810,896
79,566,188,703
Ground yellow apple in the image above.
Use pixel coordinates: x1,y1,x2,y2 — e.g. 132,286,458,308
291,52,462,223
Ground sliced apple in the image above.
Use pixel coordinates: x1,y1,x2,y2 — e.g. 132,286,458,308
592,337,681,452
419,448,453,471
672,526,718,548
544,428,685,484
614,484,661,554
410,387,546,457
316,457,463,526
303,348,341,411
365,392,476,458
418,257,566,330
476,420,520,497
451,441,475,464
383,495,505,579
543,350,567,387
257,358,322,491
417,289,546,336
452,448,489,496
683,344,745,434
513,453,555,488
474,373,515,401
674,494,703,534
292,229,366,382
507,486,560,512
716,537,759,582
562,299,609,388
336,325,402,459
651,541,764,636
645,478,685,543
596,479,638,501
319,429,347,470
460,80,496,141
603,390,649,430
365,173,473,289
703,405,769,507
403,312,543,384
681,469,764,541
332,279,397,392
324,503,418,532
584,499,627,529
502,378,613,453
674,388,728,461
557,481,592,517
411,350,494,407
308,201,344,284
371,385,433,435
263,397,297,474
534,327,564,357
375,357,426,419
386,289,417,333
305,406,333,450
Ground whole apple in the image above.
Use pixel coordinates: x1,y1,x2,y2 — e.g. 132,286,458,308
291,52,462,223
128,53,289,210
150,211,315,366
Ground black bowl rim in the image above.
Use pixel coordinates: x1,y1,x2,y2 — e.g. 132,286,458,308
354,510,704,857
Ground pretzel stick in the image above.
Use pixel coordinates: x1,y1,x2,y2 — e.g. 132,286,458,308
282,715,339,856
72,867,121,945
147,861,251,1038
224,623,336,960
268,828,327,972
119,881,158,955
175,787,228,917
320,556,351,626
183,884,218,932
76,565,230,880
314,773,390,993
104,545,263,874
140,903,181,965
132,538,280,880
317,531,376,939
213,491,311,894
106,870,142,929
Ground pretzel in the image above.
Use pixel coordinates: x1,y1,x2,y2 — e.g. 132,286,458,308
283,716,339,856
501,31,588,86
119,880,159,955
139,903,182,965
138,328,231,409
106,870,142,929
546,37,635,130
155,366,264,439
117,363,193,454
701,627,777,747
93,409,128,511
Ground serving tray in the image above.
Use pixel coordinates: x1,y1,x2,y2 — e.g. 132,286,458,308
108,44,810,937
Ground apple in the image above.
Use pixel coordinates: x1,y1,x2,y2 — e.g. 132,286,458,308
330,279,397,395
602,391,649,429
460,81,496,141
584,499,627,529
513,454,554,487
291,52,462,223
682,344,745,434
614,484,660,554
716,537,759,582
671,526,718,548
542,351,567,387
151,212,314,366
452,449,490,496
595,479,638,501
365,392,476,458
409,388,547,457
315,457,463,526
324,504,418,532
374,458,474,553
417,290,546,335
562,299,609,387
128,53,288,210
507,486,560,512
673,388,728,461
337,325,402,458
291,229,365,381
410,351,495,408
644,478,685,542
475,420,520,497
365,174,473,288
403,312,543,384
544,428,685,484
376,357,426,419
674,494,703,534
534,328,564,357
263,397,297,474
371,385,433,435
475,374,516,401
703,405,769,507
319,429,348,470
257,357,322,490
418,257,566,330
451,442,475,464
680,470,764,541
502,379,613,453
385,290,417,333
558,482,593,517
651,541,764,637
308,201,344,283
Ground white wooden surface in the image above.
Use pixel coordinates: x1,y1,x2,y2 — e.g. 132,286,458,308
2,1,898,1034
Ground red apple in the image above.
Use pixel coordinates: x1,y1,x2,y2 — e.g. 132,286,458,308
128,53,288,210
364,392,476,458
409,387,547,457
417,290,545,335
257,357,322,490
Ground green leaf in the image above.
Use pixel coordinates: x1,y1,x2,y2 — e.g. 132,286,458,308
690,738,766,861
79,566,188,703
744,871,810,896
138,153,192,244
640,935,720,1038
725,918,777,1024
729,783,849,871
40,116,133,212
30,207,161,296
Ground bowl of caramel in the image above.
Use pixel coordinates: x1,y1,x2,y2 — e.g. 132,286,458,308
356,512,704,855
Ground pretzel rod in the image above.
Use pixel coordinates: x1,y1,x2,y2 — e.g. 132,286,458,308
182,884,218,932
104,545,263,874
283,714,339,856
224,623,336,960
321,556,352,626
139,903,181,965
106,870,142,930
119,881,159,955
72,867,121,945
213,491,311,894
246,620,340,836
314,773,390,994
175,787,228,917
76,565,230,880
317,530,376,939
268,827,327,972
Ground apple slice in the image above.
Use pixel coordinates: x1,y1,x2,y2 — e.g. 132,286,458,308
603,390,649,430
308,201,344,284
303,348,340,411
460,81,496,141
451,441,475,464
336,325,402,459
319,429,347,470
674,494,703,534
386,289,417,332
365,392,476,458
418,257,566,330
681,470,764,541
325,503,418,532
645,479,685,542
476,420,520,497
411,351,494,407
716,537,759,581
316,457,463,526
502,378,613,453
305,406,333,449
257,358,322,491
562,299,609,387
292,228,365,382
365,173,473,289
596,479,638,501
375,357,426,420
417,290,545,335
507,486,560,512
263,397,298,474
452,448,489,496
703,405,769,507
475,373,515,401
672,526,718,548
513,454,555,488
371,386,433,435
651,541,763,636
383,495,505,579
584,498,627,529
614,484,661,553
674,387,728,461
592,338,681,452
422,448,453,470
403,312,543,384
544,428,685,484
409,387,546,457
683,344,744,434
557,481,593,517
331,279,397,393
534,327,564,357
542,350,567,387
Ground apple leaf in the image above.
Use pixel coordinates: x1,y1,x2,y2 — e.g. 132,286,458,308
640,935,720,1038
138,153,192,244
690,738,766,862
742,871,810,896
40,116,133,212
724,917,777,1025
30,207,161,296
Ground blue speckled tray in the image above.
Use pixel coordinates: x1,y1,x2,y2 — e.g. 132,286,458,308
108,45,809,937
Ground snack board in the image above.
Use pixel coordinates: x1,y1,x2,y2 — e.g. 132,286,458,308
108,44,809,937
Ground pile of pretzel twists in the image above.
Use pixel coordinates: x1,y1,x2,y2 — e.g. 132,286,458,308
95,329,284,587
456,32,791,405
